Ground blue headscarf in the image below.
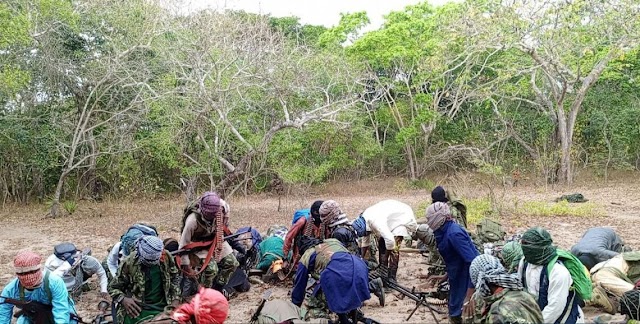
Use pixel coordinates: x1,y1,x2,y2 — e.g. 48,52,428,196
351,216,367,237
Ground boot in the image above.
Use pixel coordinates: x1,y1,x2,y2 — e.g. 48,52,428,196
369,277,385,307
387,268,398,284
591,286,619,315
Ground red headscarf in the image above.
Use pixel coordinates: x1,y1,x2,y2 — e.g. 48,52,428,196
172,288,229,324
14,251,43,289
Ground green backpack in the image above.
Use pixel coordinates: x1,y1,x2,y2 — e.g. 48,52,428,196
548,249,592,301
476,218,506,243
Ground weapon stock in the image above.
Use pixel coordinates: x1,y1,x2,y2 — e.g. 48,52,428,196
368,266,445,324
1,296,53,322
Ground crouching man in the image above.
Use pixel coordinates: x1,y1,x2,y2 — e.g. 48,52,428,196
108,235,181,324
0,251,79,323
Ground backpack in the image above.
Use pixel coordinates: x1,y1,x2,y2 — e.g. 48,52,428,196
622,251,640,283
292,209,311,225
120,223,158,256
476,218,506,243
548,249,592,301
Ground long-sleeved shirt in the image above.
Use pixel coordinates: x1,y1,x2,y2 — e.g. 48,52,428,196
518,260,585,323
179,213,232,265
0,270,77,324
435,220,479,317
570,227,624,269
360,200,417,249
106,242,122,277
45,254,109,293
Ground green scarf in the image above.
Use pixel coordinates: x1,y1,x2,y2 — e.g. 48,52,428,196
501,241,523,273
521,227,557,266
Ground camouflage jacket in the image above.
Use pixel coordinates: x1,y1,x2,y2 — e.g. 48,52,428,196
108,250,181,322
474,288,543,324
300,239,349,280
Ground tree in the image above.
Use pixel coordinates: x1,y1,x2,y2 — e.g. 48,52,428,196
160,11,362,198
456,0,640,184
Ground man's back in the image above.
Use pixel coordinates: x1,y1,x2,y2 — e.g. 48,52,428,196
485,289,543,324
571,227,623,269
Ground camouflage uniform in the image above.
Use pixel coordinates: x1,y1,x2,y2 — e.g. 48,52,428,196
215,253,239,287
473,289,543,324
297,239,349,319
108,251,181,323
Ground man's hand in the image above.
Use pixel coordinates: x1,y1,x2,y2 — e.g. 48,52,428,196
462,298,475,320
393,244,401,253
100,292,111,300
181,264,196,278
122,297,142,318
422,274,446,288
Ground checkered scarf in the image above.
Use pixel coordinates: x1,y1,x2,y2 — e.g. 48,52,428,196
137,236,164,266
470,254,523,298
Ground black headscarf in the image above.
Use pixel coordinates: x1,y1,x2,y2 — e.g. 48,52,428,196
310,200,324,226
431,186,448,203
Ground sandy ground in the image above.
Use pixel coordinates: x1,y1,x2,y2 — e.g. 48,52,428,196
0,174,638,323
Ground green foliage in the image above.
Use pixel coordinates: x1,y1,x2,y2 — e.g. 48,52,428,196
466,198,495,225
63,200,78,215
514,201,602,218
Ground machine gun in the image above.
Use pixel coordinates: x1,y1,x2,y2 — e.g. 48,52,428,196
92,300,113,324
0,296,54,323
250,289,273,323
369,266,446,324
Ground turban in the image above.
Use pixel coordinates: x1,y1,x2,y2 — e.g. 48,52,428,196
500,241,523,273
426,202,451,231
15,251,43,289
521,227,557,266
137,236,164,266
470,254,523,298
172,287,229,324
351,215,367,237
319,200,347,227
199,191,221,219
431,186,448,203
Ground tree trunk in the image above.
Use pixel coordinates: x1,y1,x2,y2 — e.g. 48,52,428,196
556,110,573,185
405,144,417,181
50,170,69,218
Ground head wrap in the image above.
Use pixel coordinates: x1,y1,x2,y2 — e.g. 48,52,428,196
163,238,179,253
298,237,322,255
621,289,640,320
319,200,347,227
351,215,367,237
426,202,452,231
470,254,523,298
199,191,221,220
500,241,523,273
431,186,448,203
172,287,229,324
137,235,164,266
413,224,435,246
310,200,324,226
520,227,557,266
14,251,44,289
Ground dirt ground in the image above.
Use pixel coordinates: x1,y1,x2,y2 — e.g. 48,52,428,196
0,174,638,323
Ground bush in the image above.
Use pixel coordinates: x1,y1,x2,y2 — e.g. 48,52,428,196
63,200,78,215
514,200,601,218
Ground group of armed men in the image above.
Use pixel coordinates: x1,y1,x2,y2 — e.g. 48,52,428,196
1,186,639,324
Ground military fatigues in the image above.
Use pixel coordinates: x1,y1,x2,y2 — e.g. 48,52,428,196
296,239,349,319
108,251,181,323
473,289,544,324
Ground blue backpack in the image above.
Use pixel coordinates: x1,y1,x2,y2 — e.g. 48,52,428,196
120,223,158,256
292,209,311,225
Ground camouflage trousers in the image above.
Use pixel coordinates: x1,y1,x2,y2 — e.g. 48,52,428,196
378,236,404,278
214,253,239,287
305,292,329,320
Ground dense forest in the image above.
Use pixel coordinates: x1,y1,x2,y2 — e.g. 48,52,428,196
1,0,639,216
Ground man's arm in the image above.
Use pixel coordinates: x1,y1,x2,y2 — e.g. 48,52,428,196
283,218,305,258
371,218,395,250
83,256,109,293
164,251,182,303
178,215,198,266
0,281,17,323
291,252,316,307
542,264,572,323
107,243,121,277
49,275,72,323
451,231,480,264
108,257,131,301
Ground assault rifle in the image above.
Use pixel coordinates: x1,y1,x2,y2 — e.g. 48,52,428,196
92,300,113,324
369,266,446,324
0,296,53,323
